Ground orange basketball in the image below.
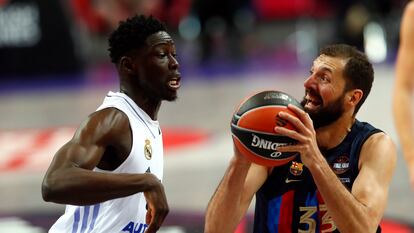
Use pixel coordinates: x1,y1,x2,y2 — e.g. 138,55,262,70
231,90,302,167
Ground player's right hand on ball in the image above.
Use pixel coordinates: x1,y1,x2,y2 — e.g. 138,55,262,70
144,174,169,233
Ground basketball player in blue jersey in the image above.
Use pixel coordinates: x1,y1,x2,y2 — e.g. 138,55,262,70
41,15,181,233
205,44,396,233
393,1,414,189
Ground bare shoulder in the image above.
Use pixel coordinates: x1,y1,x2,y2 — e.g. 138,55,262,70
361,132,396,156
74,107,131,145
359,132,396,168
94,107,130,134
402,1,414,36
406,1,414,15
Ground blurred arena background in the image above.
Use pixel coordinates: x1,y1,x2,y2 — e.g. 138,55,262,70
0,0,413,232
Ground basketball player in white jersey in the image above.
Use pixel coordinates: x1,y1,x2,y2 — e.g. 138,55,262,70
41,15,181,233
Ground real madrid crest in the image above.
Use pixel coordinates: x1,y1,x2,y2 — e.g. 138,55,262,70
290,161,304,176
144,139,152,160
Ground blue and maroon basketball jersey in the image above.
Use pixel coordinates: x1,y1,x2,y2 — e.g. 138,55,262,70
253,120,382,233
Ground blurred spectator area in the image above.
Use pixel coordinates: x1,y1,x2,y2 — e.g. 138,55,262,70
0,0,81,80
70,0,191,33
0,0,408,86
66,0,408,69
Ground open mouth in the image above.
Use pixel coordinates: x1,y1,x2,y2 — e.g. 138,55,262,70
168,78,181,90
305,95,322,110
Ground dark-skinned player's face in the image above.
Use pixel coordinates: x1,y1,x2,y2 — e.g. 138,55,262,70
133,31,181,102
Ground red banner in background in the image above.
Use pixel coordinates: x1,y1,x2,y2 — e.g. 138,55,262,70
0,127,209,173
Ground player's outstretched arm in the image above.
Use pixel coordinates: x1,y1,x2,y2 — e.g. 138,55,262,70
393,1,414,188
41,108,168,213
204,146,268,233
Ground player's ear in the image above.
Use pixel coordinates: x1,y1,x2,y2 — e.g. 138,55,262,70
119,56,136,74
347,89,363,107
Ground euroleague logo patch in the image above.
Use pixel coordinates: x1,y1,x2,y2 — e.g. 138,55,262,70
331,155,350,174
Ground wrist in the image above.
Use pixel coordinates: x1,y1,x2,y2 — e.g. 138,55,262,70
305,154,328,174
143,173,161,191
230,155,251,168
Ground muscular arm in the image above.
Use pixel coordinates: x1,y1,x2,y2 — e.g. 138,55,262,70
205,148,268,233
309,133,396,233
393,1,414,186
276,105,396,233
41,108,163,205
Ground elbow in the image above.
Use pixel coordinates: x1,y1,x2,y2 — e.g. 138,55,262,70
365,210,382,233
339,222,377,233
204,224,218,233
204,214,219,233
41,179,52,202
361,214,382,233
41,176,58,202
345,213,380,233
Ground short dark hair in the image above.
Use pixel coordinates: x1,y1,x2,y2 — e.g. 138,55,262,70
319,44,374,115
108,15,167,64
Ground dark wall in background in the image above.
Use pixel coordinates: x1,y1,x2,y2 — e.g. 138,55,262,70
0,0,81,80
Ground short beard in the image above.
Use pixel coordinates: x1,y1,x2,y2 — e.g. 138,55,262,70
134,77,177,102
164,94,178,102
301,94,345,129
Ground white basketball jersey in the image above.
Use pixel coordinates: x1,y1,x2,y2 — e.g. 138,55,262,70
49,91,164,233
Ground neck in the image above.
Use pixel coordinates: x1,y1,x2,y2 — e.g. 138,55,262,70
120,85,161,120
315,113,355,151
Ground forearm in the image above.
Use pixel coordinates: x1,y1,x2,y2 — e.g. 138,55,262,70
394,8,414,167
205,158,251,233
42,167,158,205
309,161,376,233
393,87,414,165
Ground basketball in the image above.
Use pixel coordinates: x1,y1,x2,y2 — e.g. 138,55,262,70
231,90,303,167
